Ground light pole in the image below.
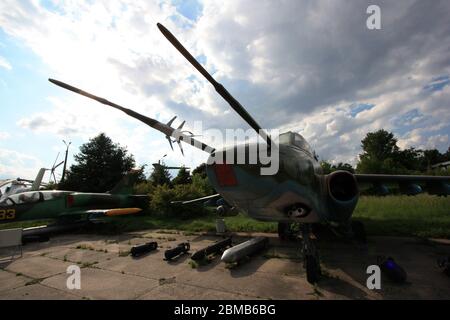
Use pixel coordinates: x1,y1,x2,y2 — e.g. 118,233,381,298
159,154,167,165
61,140,71,183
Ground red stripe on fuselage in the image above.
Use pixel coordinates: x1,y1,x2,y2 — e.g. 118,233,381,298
213,163,238,187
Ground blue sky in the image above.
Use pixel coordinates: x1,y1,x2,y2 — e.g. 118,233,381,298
1,0,449,180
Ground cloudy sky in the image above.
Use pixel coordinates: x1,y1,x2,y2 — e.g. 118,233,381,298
0,0,449,181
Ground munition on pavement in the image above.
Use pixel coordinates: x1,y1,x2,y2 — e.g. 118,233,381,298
164,242,190,261
130,241,158,257
221,236,269,263
191,237,232,261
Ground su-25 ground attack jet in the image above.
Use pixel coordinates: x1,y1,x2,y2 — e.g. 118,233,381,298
49,23,450,284
0,170,147,225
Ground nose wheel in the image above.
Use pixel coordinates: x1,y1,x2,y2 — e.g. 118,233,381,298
277,222,322,284
301,224,321,284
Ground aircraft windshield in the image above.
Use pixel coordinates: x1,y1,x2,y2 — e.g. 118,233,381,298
293,133,313,153
278,132,313,154
8,191,41,205
278,133,292,145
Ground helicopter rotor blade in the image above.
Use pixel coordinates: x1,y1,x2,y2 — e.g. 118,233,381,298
48,79,215,154
157,23,272,147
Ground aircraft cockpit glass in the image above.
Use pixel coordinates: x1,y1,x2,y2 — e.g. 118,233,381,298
278,132,313,154
293,133,313,153
278,133,292,145
8,191,41,205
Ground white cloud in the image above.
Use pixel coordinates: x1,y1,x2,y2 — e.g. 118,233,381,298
0,0,449,171
0,148,45,179
0,55,12,70
0,131,10,140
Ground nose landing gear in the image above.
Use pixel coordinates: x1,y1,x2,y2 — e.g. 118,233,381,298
277,222,321,284
301,224,321,284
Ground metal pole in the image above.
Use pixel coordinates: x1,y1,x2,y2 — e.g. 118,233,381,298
61,140,71,183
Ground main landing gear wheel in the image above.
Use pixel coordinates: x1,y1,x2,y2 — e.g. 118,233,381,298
305,255,321,284
278,222,290,241
278,222,300,241
300,224,321,284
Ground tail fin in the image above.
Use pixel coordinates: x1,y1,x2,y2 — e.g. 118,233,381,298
109,170,140,194
31,168,46,191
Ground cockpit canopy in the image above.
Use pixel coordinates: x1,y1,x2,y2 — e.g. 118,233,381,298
0,190,67,206
278,131,314,155
0,191,41,206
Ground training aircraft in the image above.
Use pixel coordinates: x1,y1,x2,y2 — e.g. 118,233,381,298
0,170,147,225
49,23,450,283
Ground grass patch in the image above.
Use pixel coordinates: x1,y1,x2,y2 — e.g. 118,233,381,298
100,195,449,238
81,261,98,268
353,195,450,238
118,250,130,257
102,213,276,234
76,244,95,251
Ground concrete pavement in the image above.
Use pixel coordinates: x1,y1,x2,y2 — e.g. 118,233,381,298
0,230,449,300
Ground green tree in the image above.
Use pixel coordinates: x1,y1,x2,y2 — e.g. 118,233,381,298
395,147,421,172
445,147,450,161
192,163,208,179
421,149,446,170
356,130,400,174
320,161,332,174
191,173,215,195
172,166,192,185
333,162,355,173
320,161,354,174
361,129,399,161
149,182,210,218
59,133,136,192
149,163,171,186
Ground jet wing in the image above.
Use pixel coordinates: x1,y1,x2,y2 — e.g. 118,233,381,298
171,194,221,205
354,174,450,196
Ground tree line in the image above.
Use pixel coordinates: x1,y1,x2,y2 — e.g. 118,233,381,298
321,129,450,175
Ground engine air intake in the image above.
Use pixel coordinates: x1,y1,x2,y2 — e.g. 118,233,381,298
328,171,359,202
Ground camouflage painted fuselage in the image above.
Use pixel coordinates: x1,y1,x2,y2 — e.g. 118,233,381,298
0,190,147,223
206,132,359,225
